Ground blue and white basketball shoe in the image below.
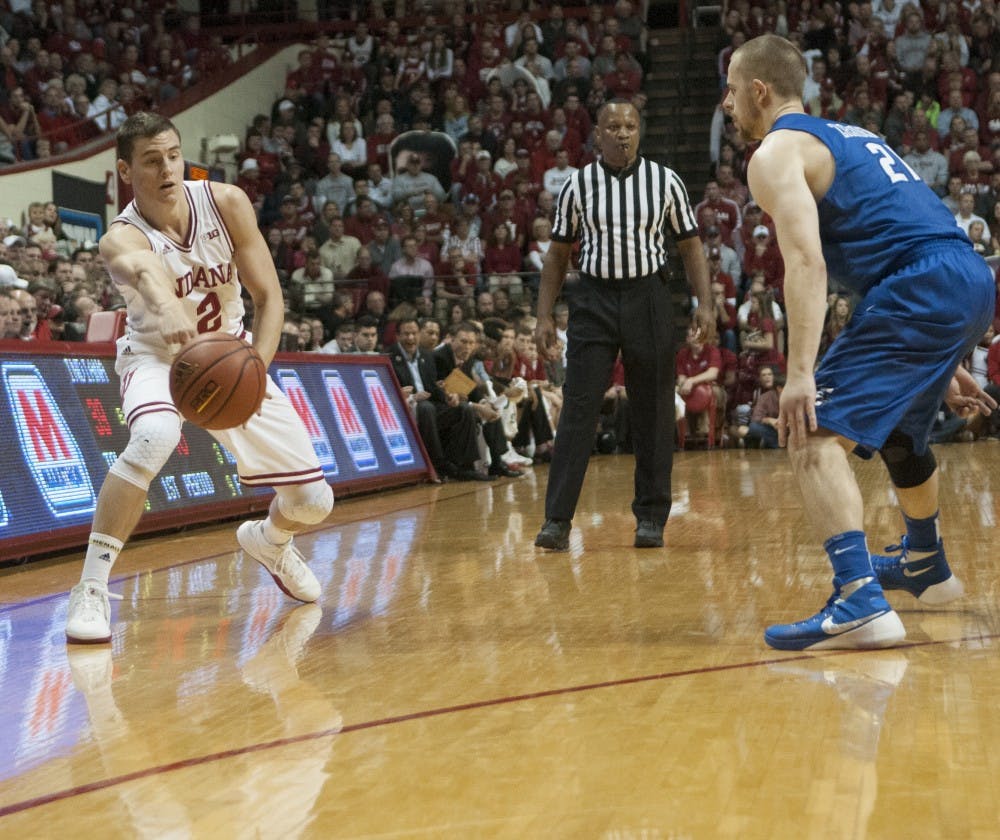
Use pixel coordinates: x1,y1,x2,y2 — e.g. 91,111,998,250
871,536,965,605
764,580,906,651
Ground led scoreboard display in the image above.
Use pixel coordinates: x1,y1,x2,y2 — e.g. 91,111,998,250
0,344,430,561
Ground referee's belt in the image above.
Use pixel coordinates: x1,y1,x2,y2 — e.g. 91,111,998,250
579,267,669,285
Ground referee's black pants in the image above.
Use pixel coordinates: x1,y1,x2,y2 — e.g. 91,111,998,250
545,271,675,527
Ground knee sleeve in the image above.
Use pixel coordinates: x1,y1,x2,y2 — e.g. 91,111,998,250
108,411,182,490
878,430,937,489
275,480,334,525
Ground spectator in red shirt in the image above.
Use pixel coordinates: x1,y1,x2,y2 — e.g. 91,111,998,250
463,150,503,208
366,113,397,174
742,224,785,301
482,93,512,146
483,188,531,250
241,131,280,185
285,49,324,104
518,93,550,150
343,246,390,302
420,192,453,248
269,195,310,249
530,130,563,184
604,52,643,98
344,197,387,244
562,92,592,147
695,179,741,243
35,86,78,154
294,121,330,180
236,158,267,217
413,223,439,267
483,221,522,276
434,247,476,318
676,321,725,441
68,92,102,145
548,107,584,165
22,49,54,100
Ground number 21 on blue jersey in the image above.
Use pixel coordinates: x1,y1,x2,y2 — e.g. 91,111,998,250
866,142,921,184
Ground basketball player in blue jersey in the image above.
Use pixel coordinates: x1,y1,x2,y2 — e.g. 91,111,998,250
65,113,335,644
724,35,996,651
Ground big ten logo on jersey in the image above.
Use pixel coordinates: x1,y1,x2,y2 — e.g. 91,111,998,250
3,363,96,518
274,369,338,476
322,370,378,471
361,370,414,466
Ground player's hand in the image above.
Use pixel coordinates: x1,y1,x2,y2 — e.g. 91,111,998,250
160,304,196,346
534,314,557,359
243,392,272,429
947,366,997,417
777,373,817,448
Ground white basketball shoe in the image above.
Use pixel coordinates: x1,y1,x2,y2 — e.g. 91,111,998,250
237,520,321,603
66,581,122,644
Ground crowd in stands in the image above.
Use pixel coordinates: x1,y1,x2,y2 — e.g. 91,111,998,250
5,0,1000,468
693,0,1000,447
0,4,231,162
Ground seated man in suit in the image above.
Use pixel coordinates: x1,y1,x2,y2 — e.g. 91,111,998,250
433,321,522,478
386,316,491,482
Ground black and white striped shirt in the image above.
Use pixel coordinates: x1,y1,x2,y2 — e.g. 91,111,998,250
551,157,699,281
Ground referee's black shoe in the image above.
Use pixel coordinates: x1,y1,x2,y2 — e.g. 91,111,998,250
634,520,664,548
535,519,571,551
488,463,523,478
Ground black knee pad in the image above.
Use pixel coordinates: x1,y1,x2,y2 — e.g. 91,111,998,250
878,430,937,488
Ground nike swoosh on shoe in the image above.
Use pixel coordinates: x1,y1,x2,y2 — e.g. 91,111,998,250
820,611,887,635
902,565,935,578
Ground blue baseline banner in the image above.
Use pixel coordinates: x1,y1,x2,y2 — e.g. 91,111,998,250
0,346,429,561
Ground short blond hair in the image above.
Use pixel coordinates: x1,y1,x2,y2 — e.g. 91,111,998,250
732,34,807,102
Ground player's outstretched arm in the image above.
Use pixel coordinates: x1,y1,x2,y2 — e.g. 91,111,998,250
212,183,284,368
100,224,196,346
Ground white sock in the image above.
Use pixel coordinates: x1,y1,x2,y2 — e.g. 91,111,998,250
81,533,124,586
262,519,294,546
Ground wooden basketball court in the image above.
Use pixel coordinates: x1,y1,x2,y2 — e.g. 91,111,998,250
0,445,997,837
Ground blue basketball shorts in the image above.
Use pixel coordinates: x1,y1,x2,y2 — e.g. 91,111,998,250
815,246,995,457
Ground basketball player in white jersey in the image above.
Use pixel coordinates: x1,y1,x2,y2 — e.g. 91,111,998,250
65,113,334,644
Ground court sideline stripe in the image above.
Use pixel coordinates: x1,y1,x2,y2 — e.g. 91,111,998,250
0,632,996,819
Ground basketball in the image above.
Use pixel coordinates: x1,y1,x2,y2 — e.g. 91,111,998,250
169,332,267,429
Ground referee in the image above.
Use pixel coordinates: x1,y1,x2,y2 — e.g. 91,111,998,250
534,100,713,550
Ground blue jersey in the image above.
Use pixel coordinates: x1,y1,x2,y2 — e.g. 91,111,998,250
769,114,970,294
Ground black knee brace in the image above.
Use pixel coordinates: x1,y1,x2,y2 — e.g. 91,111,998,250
878,430,937,489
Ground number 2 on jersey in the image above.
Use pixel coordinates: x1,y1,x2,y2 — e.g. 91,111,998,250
866,142,921,184
196,291,223,333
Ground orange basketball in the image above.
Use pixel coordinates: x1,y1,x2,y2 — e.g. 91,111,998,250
169,332,267,429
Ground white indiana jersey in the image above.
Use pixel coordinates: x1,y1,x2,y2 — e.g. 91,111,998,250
113,179,245,355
